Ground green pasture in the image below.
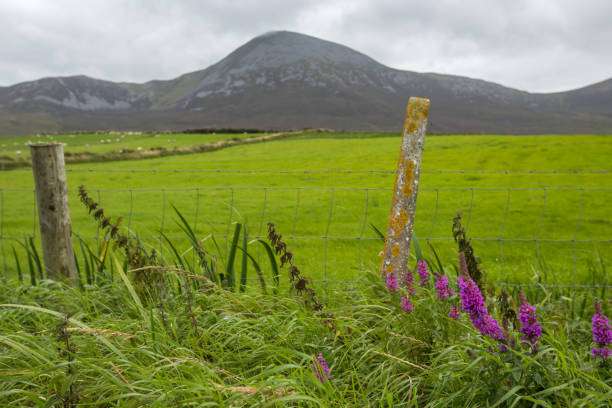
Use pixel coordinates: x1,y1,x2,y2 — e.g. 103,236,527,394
1,132,611,288
0,131,256,160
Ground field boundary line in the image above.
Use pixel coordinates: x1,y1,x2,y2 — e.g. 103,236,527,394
0,130,306,169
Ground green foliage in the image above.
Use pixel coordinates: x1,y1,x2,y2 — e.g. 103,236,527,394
0,262,609,406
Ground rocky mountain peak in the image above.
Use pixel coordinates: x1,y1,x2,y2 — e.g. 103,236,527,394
220,30,381,70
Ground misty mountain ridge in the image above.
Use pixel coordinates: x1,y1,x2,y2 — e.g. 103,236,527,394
1,30,611,136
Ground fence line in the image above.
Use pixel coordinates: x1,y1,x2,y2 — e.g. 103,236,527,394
3,186,612,192
1,183,610,290
5,168,612,175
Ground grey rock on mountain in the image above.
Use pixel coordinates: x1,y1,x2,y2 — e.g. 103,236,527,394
1,30,611,136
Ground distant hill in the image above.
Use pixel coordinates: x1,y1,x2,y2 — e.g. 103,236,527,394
1,30,611,136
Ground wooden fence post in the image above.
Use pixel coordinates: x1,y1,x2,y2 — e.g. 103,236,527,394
29,143,78,286
380,97,430,282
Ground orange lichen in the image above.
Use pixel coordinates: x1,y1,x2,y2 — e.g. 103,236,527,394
402,160,415,196
407,121,418,134
392,244,400,257
402,184,413,196
422,103,430,118
406,97,431,122
385,264,393,274
391,209,409,238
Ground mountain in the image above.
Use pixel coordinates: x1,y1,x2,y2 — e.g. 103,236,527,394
1,30,611,136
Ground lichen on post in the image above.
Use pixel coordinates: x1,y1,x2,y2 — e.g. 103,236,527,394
380,97,430,281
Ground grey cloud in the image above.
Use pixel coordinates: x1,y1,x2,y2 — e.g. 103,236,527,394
0,0,610,92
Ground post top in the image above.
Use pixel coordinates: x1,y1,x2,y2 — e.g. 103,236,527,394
28,142,63,148
406,97,430,116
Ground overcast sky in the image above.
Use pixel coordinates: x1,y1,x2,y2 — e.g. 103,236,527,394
1,0,610,92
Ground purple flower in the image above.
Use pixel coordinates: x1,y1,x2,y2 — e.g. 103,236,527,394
457,275,487,317
312,353,330,383
434,272,454,299
404,269,416,294
457,253,505,342
472,314,505,341
592,347,612,359
385,272,398,292
417,259,429,286
591,301,612,360
401,296,414,312
449,306,460,320
517,290,542,351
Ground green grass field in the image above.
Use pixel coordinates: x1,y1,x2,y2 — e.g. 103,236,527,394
0,132,256,160
1,132,611,288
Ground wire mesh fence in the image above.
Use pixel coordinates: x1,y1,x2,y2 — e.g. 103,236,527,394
1,167,611,291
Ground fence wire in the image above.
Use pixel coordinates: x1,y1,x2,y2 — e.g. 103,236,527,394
1,170,611,291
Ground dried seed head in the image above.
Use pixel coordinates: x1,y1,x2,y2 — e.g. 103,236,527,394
595,300,603,315
459,252,469,279
518,290,528,306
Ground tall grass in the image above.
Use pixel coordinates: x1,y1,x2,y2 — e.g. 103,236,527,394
0,202,610,406
1,265,609,406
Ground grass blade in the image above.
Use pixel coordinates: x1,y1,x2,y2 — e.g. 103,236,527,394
427,240,446,276
11,246,23,284
369,223,386,242
412,234,424,262
27,237,43,280
19,239,36,286
73,252,83,288
225,223,242,290
236,245,267,293
256,239,279,290
97,239,110,275
112,253,147,324
76,235,92,285
240,224,248,292
161,232,185,268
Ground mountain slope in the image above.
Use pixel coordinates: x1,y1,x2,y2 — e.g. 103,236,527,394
1,31,611,136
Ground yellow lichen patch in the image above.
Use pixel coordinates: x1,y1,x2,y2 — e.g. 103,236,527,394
406,101,414,115
421,103,430,118
407,121,418,134
402,160,415,196
385,264,393,274
406,97,430,120
392,244,400,257
402,184,413,196
391,209,409,238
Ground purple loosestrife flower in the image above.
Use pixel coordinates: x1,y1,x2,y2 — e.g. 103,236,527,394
472,314,505,341
386,272,398,292
417,259,429,286
591,301,612,360
401,296,414,312
312,353,330,383
404,269,416,294
434,272,454,299
457,253,505,342
449,306,460,320
457,259,487,317
517,290,542,351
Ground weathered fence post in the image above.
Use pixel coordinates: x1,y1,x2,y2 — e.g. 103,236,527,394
29,143,78,286
380,97,430,281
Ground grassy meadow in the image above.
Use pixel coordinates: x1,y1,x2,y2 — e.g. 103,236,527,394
1,132,611,288
1,131,611,407
0,132,257,160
